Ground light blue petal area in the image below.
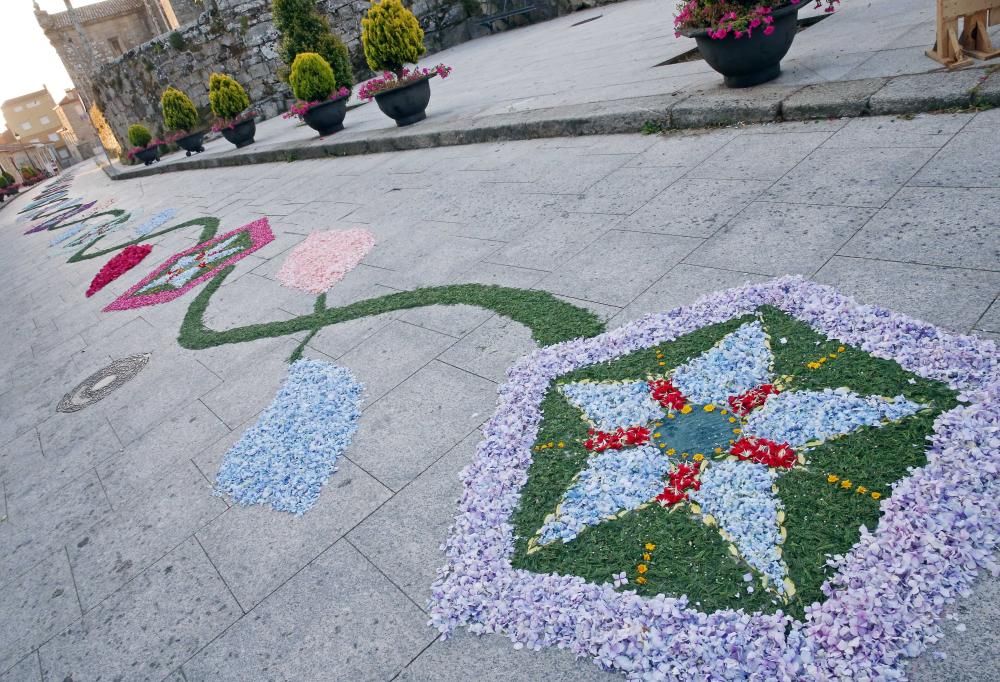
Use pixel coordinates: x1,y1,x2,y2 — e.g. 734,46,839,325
744,388,923,449
536,445,669,546
49,224,85,246
559,380,664,431
134,208,176,236
214,359,363,515
670,321,774,406
689,460,787,591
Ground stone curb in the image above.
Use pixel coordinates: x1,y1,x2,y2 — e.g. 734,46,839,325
107,66,998,181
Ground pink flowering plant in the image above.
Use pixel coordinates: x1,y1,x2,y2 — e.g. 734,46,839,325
210,111,257,133
125,139,166,160
357,64,452,101
675,0,839,39
282,87,351,120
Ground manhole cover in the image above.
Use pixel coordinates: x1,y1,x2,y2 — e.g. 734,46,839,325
57,353,150,413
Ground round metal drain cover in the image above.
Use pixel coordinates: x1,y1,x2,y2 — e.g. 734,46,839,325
57,353,150,413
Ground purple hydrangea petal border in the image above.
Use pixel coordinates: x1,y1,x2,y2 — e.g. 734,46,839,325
428,276,999,680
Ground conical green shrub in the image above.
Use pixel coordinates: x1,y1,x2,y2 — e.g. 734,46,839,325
160,86,200,132
289,52,338,102
128,124,152,148
208,73,251,120
272,0,354,89
361,0,426,74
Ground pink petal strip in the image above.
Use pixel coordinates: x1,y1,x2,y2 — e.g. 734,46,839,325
276,228,376,295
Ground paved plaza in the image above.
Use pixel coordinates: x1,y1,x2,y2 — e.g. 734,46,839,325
1,111,998,680
111,0,1000,178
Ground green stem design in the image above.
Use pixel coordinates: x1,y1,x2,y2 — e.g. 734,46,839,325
67,217,220,263
287,293,329,363
179,265,606,352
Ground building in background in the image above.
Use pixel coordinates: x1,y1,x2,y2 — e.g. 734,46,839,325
0,141,60,184
34,0,204,103
54,89,99,160
1,88,73,168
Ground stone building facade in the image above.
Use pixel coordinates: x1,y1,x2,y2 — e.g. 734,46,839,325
55,89,101,160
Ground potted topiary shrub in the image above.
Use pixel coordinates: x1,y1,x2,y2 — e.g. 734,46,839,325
360,0,453,126
126,124,161,165
674,0,839,87
272,0,354,92
286,52,350,136
161,86,206,156
209,73,256,148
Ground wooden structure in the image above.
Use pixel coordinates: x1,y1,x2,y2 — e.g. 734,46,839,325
927,0,1000,68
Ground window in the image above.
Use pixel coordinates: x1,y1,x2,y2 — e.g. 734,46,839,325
26,100,38,108
13,105,23,112
108,37,123,54
40,115,51,125
57,148,71,158
49,133,60,142
20,121,31,130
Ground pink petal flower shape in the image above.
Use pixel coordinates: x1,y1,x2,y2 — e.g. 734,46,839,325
276,228,376,295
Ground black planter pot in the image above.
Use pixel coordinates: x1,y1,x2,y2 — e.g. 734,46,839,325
221,119,256,148
682,3,802,88
135,147,160,166
175,130,206,156
302,97,349,136
373,76,432,127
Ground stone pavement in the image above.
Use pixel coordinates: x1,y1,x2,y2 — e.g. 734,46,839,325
110,0,1000,179
1,111,998,681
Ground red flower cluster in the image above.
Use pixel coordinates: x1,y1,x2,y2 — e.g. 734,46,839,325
648,379,687,410
86,244,153,298
583,426,651,452
729,436,796,468
656,462,701,507
728,384,779,416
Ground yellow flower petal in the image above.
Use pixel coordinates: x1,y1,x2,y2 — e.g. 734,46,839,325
703,404,715,412
644,542,656,551
680,405,692,414
827,474,839,483
871,492,882,500
637,564,648,574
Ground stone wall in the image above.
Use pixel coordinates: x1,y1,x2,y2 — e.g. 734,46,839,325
89,0,615,153
162,0,206,25
39,5,162,108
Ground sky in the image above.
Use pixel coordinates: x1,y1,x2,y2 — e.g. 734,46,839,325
0,0,107,129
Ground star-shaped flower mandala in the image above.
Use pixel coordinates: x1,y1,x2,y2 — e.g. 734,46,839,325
527,319,924,597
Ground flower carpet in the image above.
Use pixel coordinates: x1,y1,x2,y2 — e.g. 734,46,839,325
276,228,376,294
214,360,363,514
13,173,998,679
103,218,273,311
429,277,999,680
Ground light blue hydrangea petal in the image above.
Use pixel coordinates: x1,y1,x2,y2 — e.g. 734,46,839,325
536,445,669,546
744,388,923,449
134,208,176,236
560,380,664,431
689,460,787,591
671,321,774,406
214,359,363,515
